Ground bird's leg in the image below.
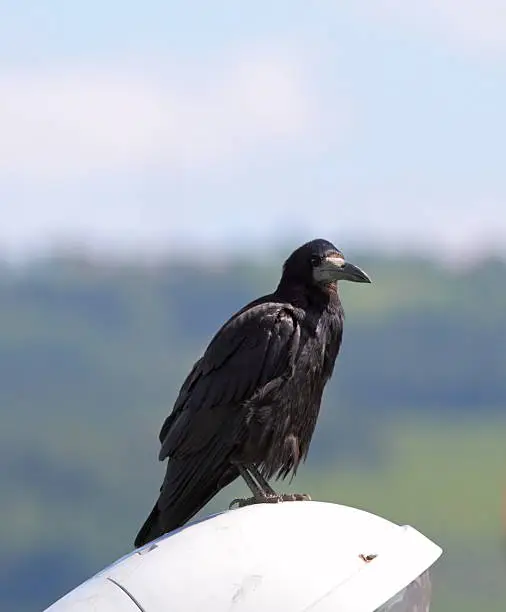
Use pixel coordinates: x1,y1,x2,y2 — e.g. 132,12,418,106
249,466,311,502
248,465,277,496
229,464,280,509
229,464,312,509
236,464,268,498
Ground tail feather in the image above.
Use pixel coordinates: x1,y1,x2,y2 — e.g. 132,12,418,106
134,455,238,548
134,503,163,548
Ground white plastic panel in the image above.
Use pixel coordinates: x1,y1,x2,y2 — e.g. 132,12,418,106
44,501,443,612
45,575,142,611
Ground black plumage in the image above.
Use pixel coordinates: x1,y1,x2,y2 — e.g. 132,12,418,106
134,238,370,547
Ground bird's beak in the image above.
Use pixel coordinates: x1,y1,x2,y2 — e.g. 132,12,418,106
317,255,371,284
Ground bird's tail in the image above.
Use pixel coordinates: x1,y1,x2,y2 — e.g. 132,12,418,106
134,503,163,548
134,459,238,548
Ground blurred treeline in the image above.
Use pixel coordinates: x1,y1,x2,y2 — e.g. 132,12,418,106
0,250,505,612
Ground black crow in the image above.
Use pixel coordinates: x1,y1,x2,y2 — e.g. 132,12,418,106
134,238,370,547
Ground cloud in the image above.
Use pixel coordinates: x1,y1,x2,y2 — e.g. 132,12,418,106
353,1,506,55
0,46,329,180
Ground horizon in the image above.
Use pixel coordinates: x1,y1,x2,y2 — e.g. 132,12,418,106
2,237,504,271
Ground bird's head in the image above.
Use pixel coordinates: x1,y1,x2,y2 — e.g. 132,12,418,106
281,238,371,288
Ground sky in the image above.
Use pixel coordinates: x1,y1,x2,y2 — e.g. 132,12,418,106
1,1,506,259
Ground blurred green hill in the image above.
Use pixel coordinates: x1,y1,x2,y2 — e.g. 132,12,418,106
0,251,505,611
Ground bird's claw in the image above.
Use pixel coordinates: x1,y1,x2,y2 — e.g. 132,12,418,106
279,492,312,502
229,494,280,509
229,498,245,509
229,492,311,509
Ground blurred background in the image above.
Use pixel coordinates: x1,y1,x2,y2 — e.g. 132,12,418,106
1,2,505,611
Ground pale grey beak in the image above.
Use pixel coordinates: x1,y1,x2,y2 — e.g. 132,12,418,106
314,255,371,284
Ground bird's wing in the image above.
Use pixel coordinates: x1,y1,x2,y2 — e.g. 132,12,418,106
158,301,300,461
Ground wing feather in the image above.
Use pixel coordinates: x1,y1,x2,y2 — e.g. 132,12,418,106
158,302,299,461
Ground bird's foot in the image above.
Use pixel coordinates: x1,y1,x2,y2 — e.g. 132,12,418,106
279,492,312,502
229,492,311,509
229,494,279,509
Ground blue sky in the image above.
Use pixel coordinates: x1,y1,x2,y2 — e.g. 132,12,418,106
1,1,506,259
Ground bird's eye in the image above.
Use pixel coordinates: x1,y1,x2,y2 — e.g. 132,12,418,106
310,255,322,266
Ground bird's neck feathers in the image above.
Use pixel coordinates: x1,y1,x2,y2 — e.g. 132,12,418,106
276,276,342,313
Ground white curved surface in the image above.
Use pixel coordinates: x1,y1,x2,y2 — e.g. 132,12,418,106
45,501,443,612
